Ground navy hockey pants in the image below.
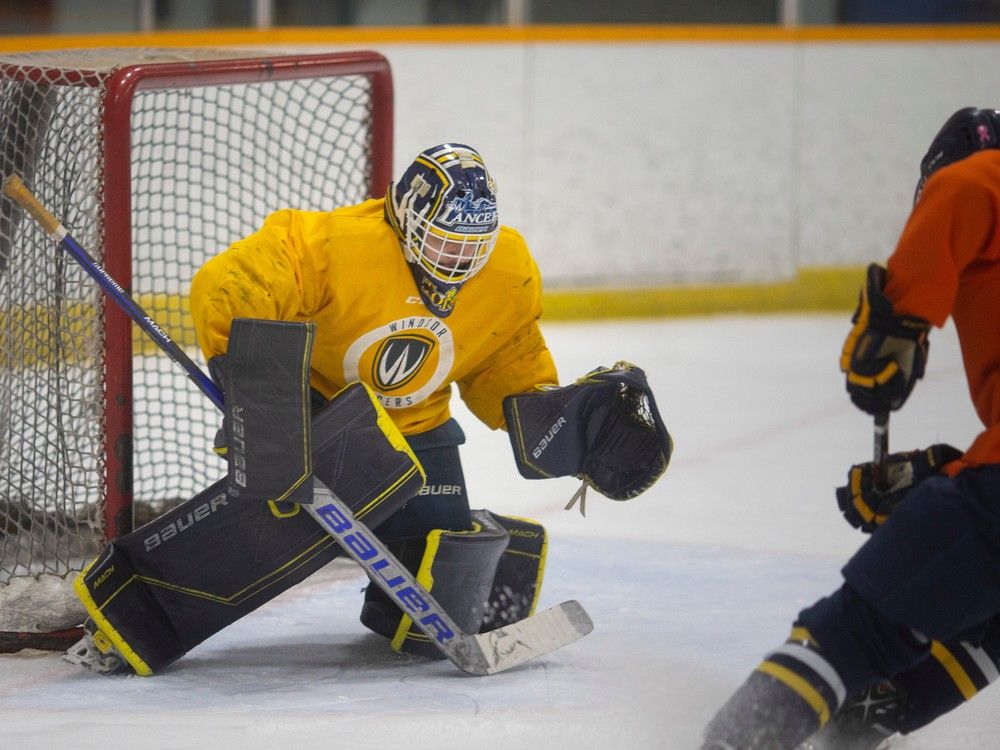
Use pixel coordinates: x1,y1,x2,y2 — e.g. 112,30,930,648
797,464,1000,733
373,417,473,543
309,391,472,541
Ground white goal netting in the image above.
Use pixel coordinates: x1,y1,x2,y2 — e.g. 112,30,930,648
0,48,391,639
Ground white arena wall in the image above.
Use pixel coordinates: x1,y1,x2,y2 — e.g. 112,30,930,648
5,26,1000,300
334,34,1000,289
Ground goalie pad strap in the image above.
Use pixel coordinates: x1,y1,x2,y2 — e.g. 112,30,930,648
224,318,313,504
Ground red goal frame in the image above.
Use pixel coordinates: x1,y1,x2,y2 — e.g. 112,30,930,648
0,48,394,652
98,51,394,541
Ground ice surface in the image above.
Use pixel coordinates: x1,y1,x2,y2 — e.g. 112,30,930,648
1,314,995,749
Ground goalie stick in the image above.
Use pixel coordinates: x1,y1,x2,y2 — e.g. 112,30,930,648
2,174,593,676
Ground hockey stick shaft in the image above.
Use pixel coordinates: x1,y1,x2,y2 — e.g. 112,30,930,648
873,412,889,491
4,174,591,676
2,175,223,411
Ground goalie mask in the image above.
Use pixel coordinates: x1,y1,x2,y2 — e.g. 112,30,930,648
385,143,499,317
915,107,1000,202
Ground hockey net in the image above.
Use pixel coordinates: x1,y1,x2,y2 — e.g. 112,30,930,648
0,48,393,649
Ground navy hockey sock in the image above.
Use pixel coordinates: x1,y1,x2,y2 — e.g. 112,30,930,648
702,630,848,750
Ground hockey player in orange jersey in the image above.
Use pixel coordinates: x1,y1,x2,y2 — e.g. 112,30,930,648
702,108,1000,749
190,143,671,657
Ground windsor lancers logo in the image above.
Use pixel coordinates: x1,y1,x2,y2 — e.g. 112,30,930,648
436,193,497,233
372,334,435,391
345,317,455,410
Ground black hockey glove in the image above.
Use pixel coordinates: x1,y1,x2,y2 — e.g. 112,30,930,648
503,362,672,515
840,263,931,415
835,443,962,533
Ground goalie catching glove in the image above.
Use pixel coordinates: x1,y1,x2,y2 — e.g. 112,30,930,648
503,361,672,514
840,263,931,415
836,443,963,533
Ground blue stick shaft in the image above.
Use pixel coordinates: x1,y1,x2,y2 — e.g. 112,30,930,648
2,174,224,410
58,233,225,412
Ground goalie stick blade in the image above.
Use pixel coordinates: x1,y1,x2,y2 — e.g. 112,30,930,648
458,600,594,676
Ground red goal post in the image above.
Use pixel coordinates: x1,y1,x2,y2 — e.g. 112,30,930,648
0,48,394,650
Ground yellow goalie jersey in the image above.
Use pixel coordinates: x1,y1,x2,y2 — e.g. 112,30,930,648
190,198,557,436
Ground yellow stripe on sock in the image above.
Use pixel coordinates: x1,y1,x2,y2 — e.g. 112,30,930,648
931,640,978,700
757,660,832,725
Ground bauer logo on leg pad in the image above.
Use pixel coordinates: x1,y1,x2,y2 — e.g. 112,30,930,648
313,500,456,643
143,492,229,552
230,405,247,488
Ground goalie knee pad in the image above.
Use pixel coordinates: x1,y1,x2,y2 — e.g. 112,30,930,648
360,509,510,657
480,513,547,631
360,511,548,655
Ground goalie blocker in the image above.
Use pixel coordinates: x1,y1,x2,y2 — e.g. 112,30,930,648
70,320,426,675
503,361,672,513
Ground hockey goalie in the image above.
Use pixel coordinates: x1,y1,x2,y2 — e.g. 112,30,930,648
61,144,672,674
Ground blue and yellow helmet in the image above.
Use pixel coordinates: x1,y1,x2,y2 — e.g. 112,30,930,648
386,143,499,317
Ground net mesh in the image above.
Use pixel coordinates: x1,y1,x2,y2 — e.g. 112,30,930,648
0,48,382,635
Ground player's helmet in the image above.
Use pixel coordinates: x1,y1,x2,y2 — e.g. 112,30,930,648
386,143,499,317
915,107,1000,201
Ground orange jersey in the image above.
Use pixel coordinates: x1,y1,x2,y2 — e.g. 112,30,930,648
190,198,557,436
884,149,1000,473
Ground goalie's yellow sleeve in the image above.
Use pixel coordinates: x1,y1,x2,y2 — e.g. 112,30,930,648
190,198,557,435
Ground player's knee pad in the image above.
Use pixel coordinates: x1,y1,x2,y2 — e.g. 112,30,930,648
360,509,509,657
480,513,548,632
360,511,549,656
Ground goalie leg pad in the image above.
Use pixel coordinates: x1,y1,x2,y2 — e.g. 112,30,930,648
360,509,510,657
73,542,181,675
72,382,424,674
480,514,547,632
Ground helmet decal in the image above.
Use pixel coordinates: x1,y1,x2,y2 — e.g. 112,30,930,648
435,192,498,234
